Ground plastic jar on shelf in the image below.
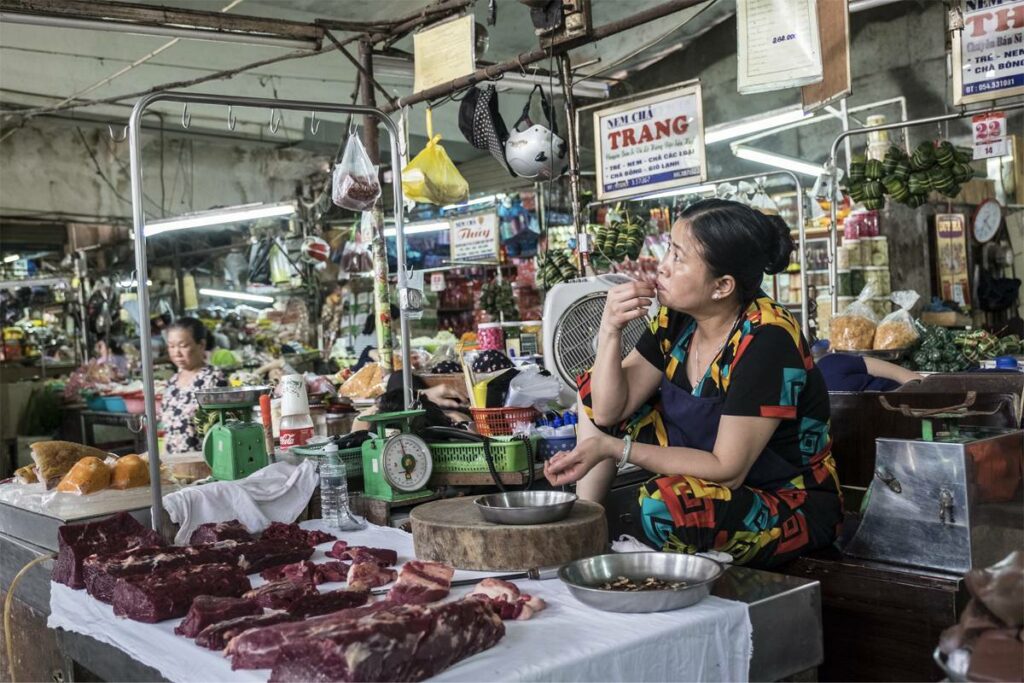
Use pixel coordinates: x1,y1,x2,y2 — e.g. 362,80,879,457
477,323,504,351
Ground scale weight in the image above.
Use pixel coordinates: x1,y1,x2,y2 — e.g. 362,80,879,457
360,410,435,503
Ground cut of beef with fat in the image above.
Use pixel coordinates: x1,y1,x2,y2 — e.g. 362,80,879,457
243,580,318,610
260,560,316,584
227,602,391,670
195,612,299,651
467,578,547,621
189,520,254,545
234,538,314,574
174,596,262,637
387,561,454,605
53,512,164,589
288,588,369,619
261,522,336,548
266,599,506,682
347,561,397,591
313,561,350,584
325,543,397,567
111,563,251,623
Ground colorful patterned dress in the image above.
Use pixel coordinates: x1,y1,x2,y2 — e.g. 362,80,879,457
161,365,228,455
578,294,843,568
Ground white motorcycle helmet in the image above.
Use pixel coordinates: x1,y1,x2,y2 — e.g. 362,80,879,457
504,85,569,180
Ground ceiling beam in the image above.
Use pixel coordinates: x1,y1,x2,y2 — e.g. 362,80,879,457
0,0,325,48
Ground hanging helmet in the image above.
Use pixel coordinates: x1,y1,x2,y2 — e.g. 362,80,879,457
300,235,331,264
504,85,569,180
458,83,515,176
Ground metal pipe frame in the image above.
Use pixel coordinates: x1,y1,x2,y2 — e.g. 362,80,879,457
825,101,1024,316
585,171,808,338
128,91,406,534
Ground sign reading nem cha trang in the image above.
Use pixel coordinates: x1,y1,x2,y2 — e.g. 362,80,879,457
584,81,707,202
952,0,1024,105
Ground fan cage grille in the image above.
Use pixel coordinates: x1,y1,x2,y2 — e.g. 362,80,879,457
552,292,649,389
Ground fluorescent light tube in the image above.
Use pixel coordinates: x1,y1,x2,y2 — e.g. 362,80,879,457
199,288,275,304
706,107,811,145
732,146,824,178
383,221,450,238
145,202,296,237
639,184,718,200
442,195,499,211
3,254,20,263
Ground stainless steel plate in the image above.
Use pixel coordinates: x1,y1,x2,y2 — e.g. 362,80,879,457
474,490,577,525
195,385,271,407
559,552,724,613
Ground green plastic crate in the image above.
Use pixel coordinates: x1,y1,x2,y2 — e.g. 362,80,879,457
429,437,531,474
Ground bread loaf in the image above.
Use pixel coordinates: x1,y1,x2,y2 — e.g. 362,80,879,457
111,454,150,490
57,457,112,495
31,441,111,489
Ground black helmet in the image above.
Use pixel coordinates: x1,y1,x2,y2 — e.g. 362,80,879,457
458,83,515,176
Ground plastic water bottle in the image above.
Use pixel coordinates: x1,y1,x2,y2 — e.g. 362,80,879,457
319,449,366,531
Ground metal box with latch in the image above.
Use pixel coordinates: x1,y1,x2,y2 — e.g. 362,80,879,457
845,426,1023,574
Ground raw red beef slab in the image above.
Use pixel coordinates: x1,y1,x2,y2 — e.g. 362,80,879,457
288,588,369,619
83,547,191,603
260,561,316,583
243,581,318,610
233,538,314,574
174,596,262,637
53,512,164,589
387,561,454,605
266,600,506,682
188,520,254,545
227,603,391,670
261,522,336,548
325,542,397,567
313,561,350,584
195,612,299,651
111,563,251,623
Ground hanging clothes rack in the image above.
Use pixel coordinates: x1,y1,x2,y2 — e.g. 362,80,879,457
825,101,1024,316
126,92,408,534
584,170,809,339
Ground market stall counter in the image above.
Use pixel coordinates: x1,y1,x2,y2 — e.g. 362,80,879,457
13,519,825,682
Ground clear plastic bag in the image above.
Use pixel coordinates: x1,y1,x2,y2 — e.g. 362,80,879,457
831,283,879,351
332,131,381,211
874,290,921,350
402,134,468,206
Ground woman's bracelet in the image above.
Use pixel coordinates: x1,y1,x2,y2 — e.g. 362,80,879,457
618,435,633,469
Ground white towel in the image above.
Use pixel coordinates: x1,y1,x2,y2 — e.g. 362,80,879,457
163,460,318,544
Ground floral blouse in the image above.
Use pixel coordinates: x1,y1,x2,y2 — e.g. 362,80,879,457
161,365,227,454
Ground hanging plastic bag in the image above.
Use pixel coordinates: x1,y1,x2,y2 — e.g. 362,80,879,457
402,109,468,206
830,283,879,351
332,129,381,211
874,290,921,350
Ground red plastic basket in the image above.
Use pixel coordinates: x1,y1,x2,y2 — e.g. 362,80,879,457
470,407,539,437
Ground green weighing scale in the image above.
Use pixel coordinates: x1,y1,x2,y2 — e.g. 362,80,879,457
198,387,270,481
360,410,435,503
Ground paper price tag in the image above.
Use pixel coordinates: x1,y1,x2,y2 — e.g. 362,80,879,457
973,112,1009,160
430,273,446,292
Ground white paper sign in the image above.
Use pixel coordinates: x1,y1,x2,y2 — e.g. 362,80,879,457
953,0,1024,105
430,272,446,292
586,82,706,202
413,15,475,94
973,112,1010,159
450,213,499,262
737,0,823,94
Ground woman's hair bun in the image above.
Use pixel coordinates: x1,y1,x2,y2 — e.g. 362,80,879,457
759,213,795,275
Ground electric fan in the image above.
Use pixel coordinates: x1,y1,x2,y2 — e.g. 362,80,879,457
542,274,652,404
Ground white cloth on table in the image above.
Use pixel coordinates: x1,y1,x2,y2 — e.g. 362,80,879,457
49,520,752,682
162,460,318,545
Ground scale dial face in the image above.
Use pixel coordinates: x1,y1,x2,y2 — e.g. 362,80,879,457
380,433,433,492
973,200,1002,243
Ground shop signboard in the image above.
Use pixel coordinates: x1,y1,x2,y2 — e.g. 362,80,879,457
934,213,971,307
584,81,706,202
952,0,1024,105
737,0,823,94
413,14,475,93
450,213,499,262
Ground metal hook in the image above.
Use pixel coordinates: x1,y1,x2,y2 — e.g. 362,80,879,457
227,105,237,131
269,108,281,134
107,124,128,143
516,55,528,78
182,103,191,129
310,111,320,135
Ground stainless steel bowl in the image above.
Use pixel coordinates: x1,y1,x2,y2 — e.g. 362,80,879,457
195,385,271,407
558,552,724,613
474,490,577,525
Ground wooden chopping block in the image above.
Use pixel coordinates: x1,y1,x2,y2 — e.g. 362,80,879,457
411,497,608,571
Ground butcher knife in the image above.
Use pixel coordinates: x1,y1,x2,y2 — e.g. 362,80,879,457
370,566,561,596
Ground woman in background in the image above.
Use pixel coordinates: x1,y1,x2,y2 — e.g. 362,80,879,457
161,317,227,454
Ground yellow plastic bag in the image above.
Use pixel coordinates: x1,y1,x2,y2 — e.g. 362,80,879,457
402,110,468,205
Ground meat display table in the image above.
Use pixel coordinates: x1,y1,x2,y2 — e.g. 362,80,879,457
4,520,823,682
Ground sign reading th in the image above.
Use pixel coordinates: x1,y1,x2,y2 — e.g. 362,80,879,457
952,0,1024,105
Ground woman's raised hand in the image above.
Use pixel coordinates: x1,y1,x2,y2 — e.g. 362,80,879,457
600,281,655,334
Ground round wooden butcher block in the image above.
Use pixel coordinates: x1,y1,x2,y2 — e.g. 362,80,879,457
410,497,608,571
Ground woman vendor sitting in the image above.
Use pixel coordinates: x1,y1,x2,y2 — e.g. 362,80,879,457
544,200,843,569
161,317,228,454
